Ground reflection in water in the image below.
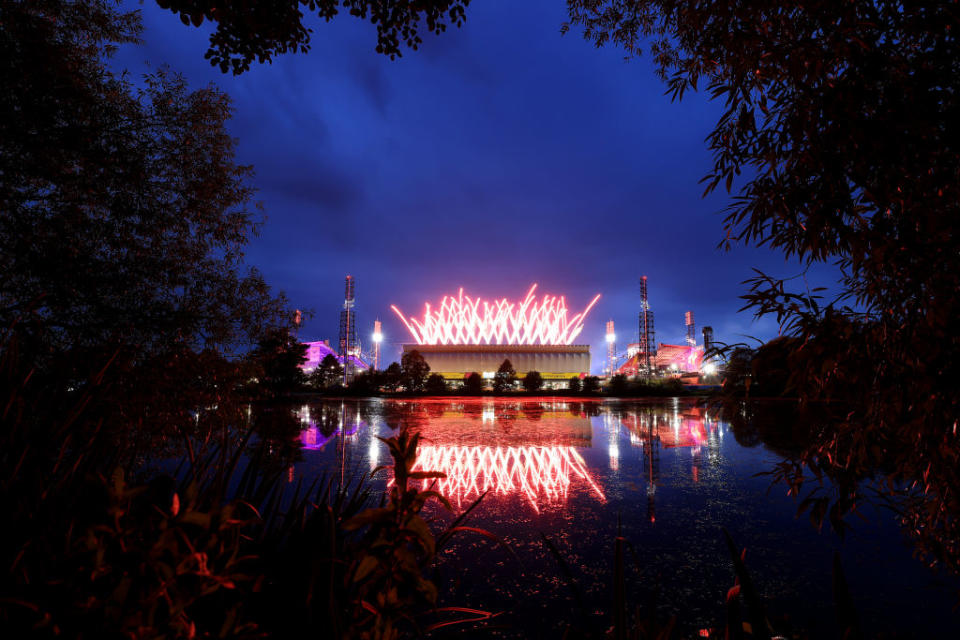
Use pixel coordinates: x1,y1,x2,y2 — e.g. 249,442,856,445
412,445,605,511
383,400,607,511
615,404,722,522
298,403,365,451
288,397,960,637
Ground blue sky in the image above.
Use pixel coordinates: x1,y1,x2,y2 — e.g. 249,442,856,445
115,1,836,370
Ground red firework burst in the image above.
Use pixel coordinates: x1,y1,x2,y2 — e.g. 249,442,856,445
390,284,601,345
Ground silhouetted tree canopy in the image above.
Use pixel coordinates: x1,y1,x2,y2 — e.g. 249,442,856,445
383,362,403,391
310,353,343,389
0,0,289,378
249,328,307,395
567,0,960,573
581,376,600,394
424,373,447,394
463,372,483,394
400,350,430,392
522,370,543,392
608,373,628,395
493,359,516,392
155,0,470,74
567,376,581,392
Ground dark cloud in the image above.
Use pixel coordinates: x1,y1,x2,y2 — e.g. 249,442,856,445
258,157,362,214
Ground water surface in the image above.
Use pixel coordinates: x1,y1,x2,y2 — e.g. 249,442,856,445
291,397,958,637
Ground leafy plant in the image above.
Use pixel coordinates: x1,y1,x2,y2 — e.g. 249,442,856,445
343,428,500,638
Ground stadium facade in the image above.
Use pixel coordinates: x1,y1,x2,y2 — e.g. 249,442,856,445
401,344,591,383
392,285,599,386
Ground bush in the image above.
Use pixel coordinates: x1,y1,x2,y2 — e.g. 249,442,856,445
522,371,544,392
493,359,516,392
424,373,447,394
582,376,600,393
608,373,628,395
463,372,483,394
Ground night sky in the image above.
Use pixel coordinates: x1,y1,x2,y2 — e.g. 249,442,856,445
116,1,835,370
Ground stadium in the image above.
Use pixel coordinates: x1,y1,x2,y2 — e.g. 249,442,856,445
392,284,599,387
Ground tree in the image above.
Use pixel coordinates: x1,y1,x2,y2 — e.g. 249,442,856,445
383,362,403,391
0,1,289,382
565,3,960,404
581,376,600,394
400,350,430,392
522,371,543,393
249,328,307,395
156,0,470,74
310,353,343,390
568,376,582,393
463,372,483,394
493,359,517,393
347,369,380,395
721,347,755,397
608,374,628,396
424,373,447,395
567,1,960,572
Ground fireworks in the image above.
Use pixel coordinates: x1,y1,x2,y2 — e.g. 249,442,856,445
409,445,606,511
391,284,601,345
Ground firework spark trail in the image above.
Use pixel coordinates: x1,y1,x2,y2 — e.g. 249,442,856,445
408,445,606,512
391,284,601,345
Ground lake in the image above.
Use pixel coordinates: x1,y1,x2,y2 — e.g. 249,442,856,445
289,396,959,638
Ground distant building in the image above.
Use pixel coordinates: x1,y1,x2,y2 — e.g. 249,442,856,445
300,339,367,374
392,284,600,388
616,342,704,376
402,344,590,386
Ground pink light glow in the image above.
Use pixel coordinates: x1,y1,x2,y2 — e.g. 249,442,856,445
407,445,606,512
391,284,601,345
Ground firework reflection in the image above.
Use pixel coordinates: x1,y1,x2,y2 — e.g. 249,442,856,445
411,444,605,512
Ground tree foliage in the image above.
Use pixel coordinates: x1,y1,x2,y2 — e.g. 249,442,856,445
463,372,483,394
0,0,289,379
568,376,582,393
581,375,600,394
310,353,343,389
608,373,628,396
493,358,516,392
249,328,307,395
565,1,959,390
566,0,960,573
155,0,471,74
522,370,543,393
400,349,430,392
383,362,403,391
424,373,447,395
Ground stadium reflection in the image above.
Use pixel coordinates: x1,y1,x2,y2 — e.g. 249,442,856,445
290,398,724,513
396,399,604,511
287,398,959,637
292,399,723,513
412,444,604,512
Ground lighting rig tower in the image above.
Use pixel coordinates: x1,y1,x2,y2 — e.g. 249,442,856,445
685,311,696,347
701,325,717,376
372,319,383,371
339,275,357,385
605,320,616,376
639,276,655,376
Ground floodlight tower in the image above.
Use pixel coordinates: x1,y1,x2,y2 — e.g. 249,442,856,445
685,311,696,347
339,275,357,384
639,276,655,376
605,320,616,376
372,319,383,371
702,326,714,353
